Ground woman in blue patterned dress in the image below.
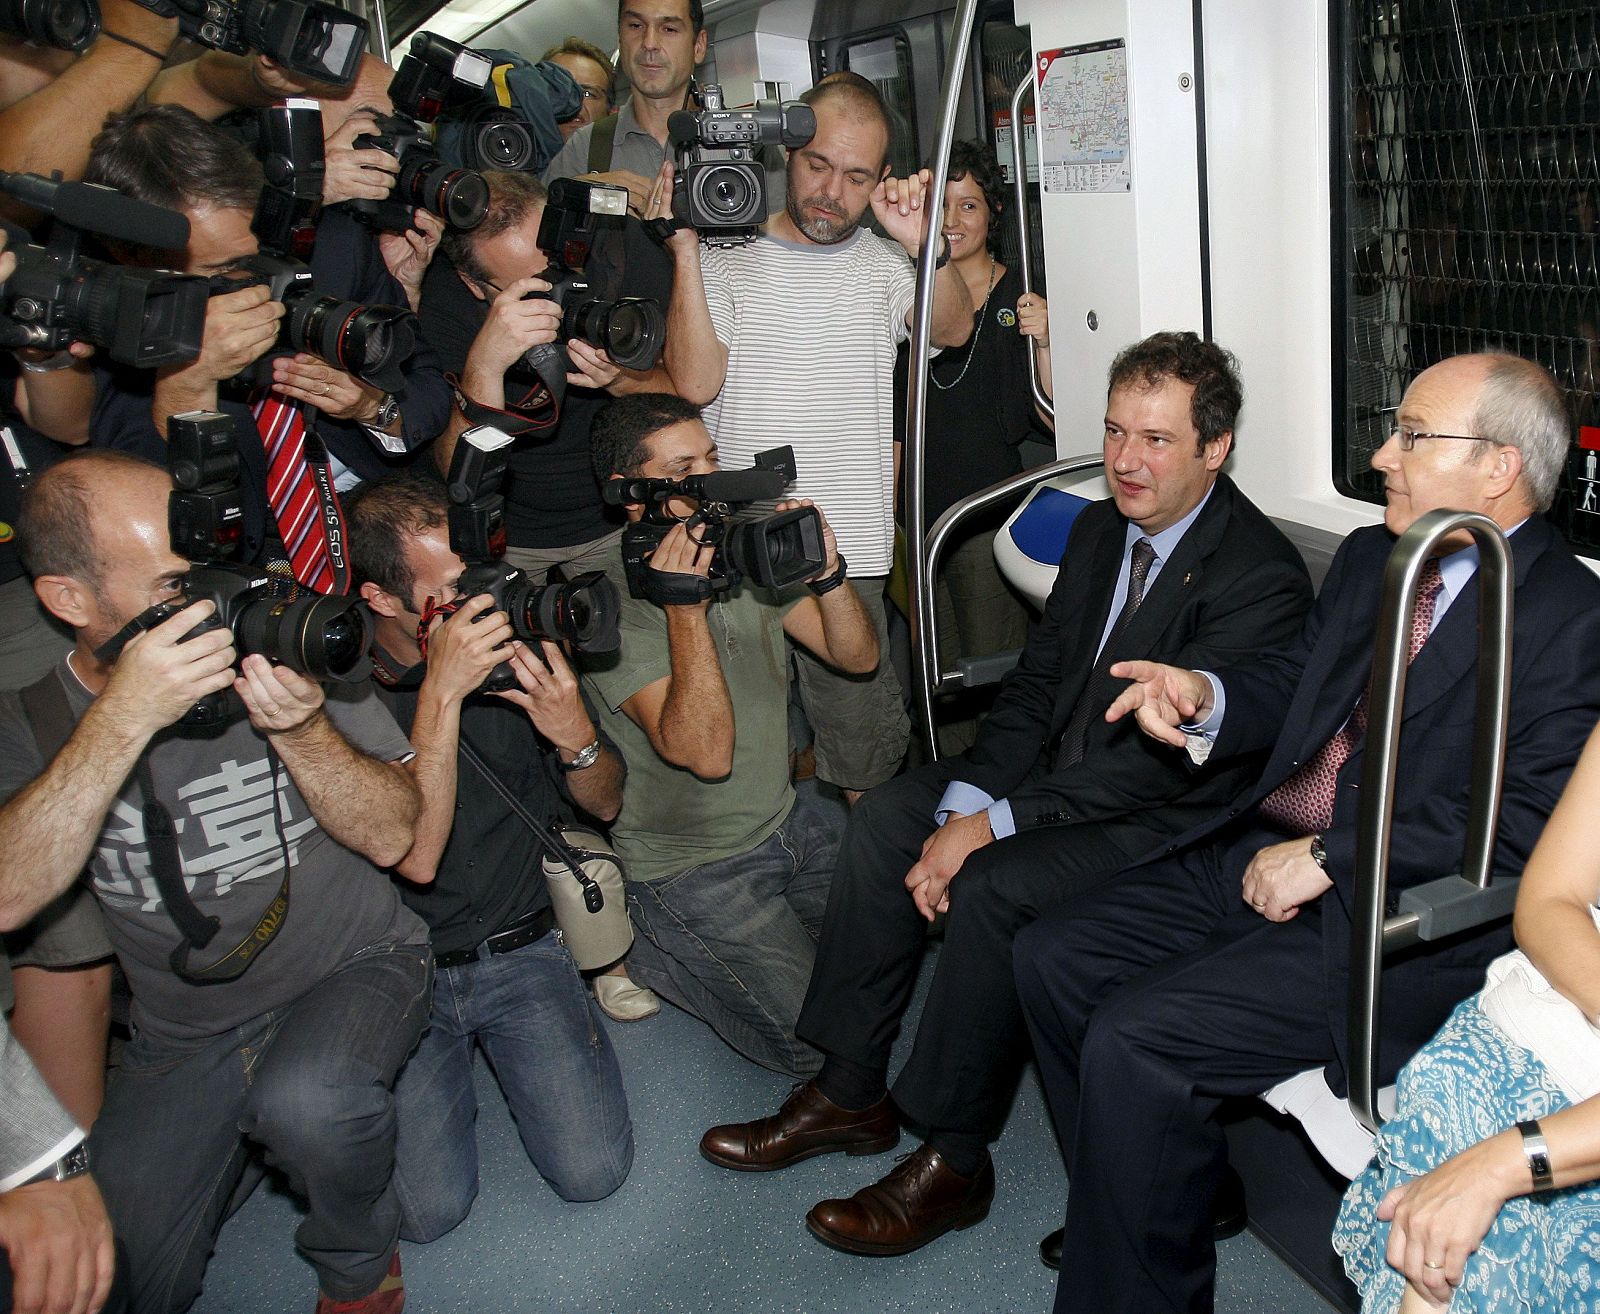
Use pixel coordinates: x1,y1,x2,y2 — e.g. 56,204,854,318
1333,720,1600,1311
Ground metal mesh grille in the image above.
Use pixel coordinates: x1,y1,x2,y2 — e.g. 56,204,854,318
1336,1,1600,550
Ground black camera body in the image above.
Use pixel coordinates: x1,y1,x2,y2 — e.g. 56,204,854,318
0,171,208,367
211,253,417,394
608,446,827,604
443,425,622,691
667,83,815,246
512,177,665,400
130,0,367,85
0,0,98,50
349,112,489,234
95,412,373,726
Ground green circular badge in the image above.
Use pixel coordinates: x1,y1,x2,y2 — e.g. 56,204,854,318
0,522,13,545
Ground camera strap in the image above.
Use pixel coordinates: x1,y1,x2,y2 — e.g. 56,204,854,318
642,570,718,607
641,217,681,248
447,373,558,440
16,671,291,984
300,427,351,595
456,739,607,914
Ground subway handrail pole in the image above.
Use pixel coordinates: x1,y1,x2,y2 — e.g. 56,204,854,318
1009,68,1051,421
1346,510,1512,1133
905,0,986,758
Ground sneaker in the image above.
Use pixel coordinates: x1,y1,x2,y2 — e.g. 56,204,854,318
315,1251,404,1314
594,971,661,1021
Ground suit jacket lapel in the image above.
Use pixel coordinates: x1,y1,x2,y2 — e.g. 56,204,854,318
1051,511,1131,729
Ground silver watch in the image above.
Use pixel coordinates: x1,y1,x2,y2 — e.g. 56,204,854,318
24,1139,90,1186
560,739,602,772
370,393,401,429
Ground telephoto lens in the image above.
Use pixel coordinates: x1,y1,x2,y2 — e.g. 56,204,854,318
0,0,100,51
282,289,418,394
457,106,538,172
505,571,621,654
562,296,665,372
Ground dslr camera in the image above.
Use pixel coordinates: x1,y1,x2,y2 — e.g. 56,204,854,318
130,0,367,85
607,445,827,605
0,0,98,50
520,177,665,389
442,424,622,692
227,99,419,393
667,83,815,246
95,412,373,726
0,170,208,367
349,33,491,234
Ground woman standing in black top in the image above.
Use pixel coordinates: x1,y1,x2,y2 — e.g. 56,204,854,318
896,140,1054,750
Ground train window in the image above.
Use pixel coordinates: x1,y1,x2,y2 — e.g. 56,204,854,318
976,11,1045,287
842,32,921,179
1333,1,1600,553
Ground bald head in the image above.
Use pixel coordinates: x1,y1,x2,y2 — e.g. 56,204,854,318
19,452,172,597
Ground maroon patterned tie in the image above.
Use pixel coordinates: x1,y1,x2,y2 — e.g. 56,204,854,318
1257,559,1444,835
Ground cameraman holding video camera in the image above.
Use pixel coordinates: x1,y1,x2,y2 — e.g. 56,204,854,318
582,392,877,1077
85,105,450,591
347,471,634,1238
0,448,429,1314
657,73,976,801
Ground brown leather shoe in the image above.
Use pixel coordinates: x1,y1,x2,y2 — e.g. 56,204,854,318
806,1145,994,1256
700,1081,900,1172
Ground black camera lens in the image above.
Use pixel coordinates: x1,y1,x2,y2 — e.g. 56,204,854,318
0,0,98,50
399,154,489,230
289,294,418,394
723,506,826,590
235,593,372,682
563,296,665,372
691,163,763,227
465,110,537,172
504,572,621,654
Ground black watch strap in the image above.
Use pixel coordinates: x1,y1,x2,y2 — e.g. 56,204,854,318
808,554,848,596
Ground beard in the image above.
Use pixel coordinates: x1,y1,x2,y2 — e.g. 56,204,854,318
785,188,862,245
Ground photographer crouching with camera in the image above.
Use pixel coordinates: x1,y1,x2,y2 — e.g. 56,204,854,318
0,441,431,1314
346,440,634,1241
580,392,875,1077
84,105,450,592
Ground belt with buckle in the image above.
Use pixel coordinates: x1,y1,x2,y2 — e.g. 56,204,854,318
433,906,555,971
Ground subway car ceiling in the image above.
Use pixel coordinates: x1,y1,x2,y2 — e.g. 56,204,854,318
389,0,1600,567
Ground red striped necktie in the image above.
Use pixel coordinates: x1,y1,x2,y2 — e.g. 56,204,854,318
252,391,335,594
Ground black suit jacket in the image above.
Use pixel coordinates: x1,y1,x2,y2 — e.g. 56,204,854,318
958,474,1313,840
1161,515,1600,1086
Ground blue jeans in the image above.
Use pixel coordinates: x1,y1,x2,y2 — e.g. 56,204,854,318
89,941,432,1313
624,790,839,1077
391,931,633,1242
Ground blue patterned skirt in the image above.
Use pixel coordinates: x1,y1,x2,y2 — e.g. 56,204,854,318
1333,996,1600,1311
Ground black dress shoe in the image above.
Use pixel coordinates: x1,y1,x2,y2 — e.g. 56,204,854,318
1036,1166,1249,1270
700,1081,899,1172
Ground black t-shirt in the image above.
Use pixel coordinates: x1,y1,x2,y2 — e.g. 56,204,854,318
418,218,673,550
894,264,1050,523
373,669,563,957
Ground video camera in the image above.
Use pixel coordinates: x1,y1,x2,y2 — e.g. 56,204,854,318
606,445,827,605
442,424,622,691
0,0,97,50
95,412,372,726
667,83,815,247
129,0,367,85
349,32,491,235
220,101,418,393
0,170,208,367
516,177,664,401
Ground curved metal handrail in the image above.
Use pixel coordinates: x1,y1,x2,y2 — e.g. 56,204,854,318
1346,510,1512,1134
903,0,984,757
1009,69,1052,422
923,453,1106,691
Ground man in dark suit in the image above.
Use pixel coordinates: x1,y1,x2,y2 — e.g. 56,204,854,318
1017,351,1600,1314
699,332,1314,1255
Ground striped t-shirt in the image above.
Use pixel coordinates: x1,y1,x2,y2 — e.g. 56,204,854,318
700,229,916,577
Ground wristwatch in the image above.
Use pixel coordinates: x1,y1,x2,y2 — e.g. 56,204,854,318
560,739,602,772
1308,834,1329,870
1518,1119,1555,1192
369,392,401,429
22,1139,90,1186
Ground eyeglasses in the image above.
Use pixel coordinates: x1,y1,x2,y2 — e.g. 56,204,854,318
1379,407,1494,452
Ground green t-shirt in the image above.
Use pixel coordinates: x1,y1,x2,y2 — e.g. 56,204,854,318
581,557,796,882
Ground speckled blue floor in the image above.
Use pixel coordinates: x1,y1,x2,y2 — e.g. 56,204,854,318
190,941,1337,1313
